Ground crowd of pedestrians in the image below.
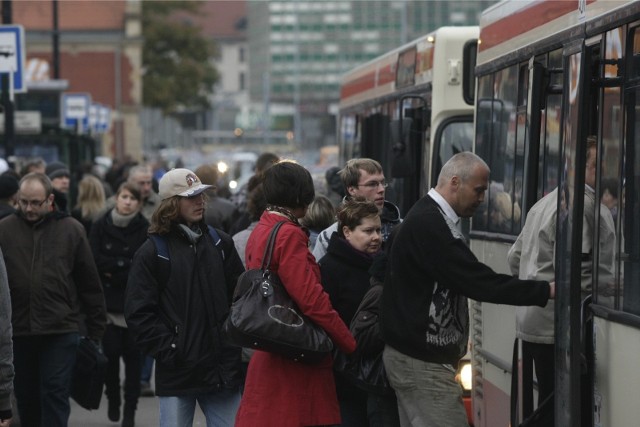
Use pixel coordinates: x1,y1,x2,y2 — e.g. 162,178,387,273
0,151,558,427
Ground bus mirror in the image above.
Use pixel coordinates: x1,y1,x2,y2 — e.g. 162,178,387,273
390,118,415,177
463,40,478,105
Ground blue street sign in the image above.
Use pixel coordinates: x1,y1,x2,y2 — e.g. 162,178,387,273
98,105,111,133
61,92,92,132
0,25,26,93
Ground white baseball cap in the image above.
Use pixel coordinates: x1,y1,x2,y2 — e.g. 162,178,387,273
158,168,212,200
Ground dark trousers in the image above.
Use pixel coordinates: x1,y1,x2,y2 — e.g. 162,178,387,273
141,355,154,384
367,392,401,427
522,340,555,422
102,324,142,408
335,376,368,427
13,332,78,427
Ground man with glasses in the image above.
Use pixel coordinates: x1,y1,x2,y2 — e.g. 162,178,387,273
125,168,245,427
0,172,106,427
312,158,401,261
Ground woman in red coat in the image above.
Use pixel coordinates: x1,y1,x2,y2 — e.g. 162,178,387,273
235,160,356,427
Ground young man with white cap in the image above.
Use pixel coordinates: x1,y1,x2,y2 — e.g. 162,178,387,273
125,168,245,427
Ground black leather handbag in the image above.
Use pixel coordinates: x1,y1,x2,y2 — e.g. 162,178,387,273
333,350,392,395
71,337,108,410
223,221,334,363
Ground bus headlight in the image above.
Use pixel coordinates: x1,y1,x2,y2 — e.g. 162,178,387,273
457,361,472,391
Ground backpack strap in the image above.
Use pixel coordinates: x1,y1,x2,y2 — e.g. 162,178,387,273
206,225,225,261
149,226,225,291
149,234,169,260
151,226,224,263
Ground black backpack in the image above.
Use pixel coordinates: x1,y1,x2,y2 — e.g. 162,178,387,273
149,225,225,287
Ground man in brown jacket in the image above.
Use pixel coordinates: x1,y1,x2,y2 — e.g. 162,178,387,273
0,172,106,427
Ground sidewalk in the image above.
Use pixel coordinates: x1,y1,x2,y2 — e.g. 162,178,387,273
69,393,208,427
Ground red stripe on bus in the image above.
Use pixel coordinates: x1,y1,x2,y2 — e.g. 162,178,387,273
340,72,377,99
479,0,596,52
341,63,396,100
379,63,395,86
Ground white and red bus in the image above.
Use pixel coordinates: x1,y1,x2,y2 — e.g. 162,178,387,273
337,26,479,423
470,1,640,426
338,26,478,216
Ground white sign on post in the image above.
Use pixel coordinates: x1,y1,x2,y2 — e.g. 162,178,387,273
98,105,111,133
0,111,41,134
0,25,26,93
61,92,92,133
89,103,99,133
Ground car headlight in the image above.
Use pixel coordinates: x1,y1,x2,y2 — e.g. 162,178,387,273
457,361,472,391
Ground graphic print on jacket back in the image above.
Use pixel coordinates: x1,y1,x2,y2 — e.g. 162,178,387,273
425,210,469,359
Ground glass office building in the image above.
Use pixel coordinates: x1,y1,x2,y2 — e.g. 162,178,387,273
247,0,497,148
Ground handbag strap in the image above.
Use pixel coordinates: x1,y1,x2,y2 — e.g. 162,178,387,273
260,221,286,272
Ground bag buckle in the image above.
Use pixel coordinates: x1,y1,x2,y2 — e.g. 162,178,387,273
260,279,273,297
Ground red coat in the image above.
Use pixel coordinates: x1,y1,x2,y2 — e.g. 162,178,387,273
235,212,356,427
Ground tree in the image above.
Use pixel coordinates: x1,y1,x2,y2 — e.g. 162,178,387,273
142,1,218,114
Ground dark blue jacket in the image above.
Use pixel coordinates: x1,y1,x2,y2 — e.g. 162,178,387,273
125,222,245,396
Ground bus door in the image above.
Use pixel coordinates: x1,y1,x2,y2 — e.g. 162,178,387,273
556,39,602,427
588,23,640,427
390,96,426,215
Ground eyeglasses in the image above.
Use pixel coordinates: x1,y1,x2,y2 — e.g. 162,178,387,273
18,198,49,208
357,180,388,189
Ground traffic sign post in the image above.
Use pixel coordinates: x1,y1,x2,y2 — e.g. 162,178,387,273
98,105,111,133
0,24,26,94
61,92,92,133
0,24,25,158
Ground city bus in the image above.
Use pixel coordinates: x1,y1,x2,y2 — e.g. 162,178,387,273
338,26,478,216
337,25,479,423
469,1,640,426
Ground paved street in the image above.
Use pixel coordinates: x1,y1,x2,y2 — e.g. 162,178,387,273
67,369,208,427
69,393,208,427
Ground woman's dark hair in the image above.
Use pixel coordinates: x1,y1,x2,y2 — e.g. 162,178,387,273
247,183,268,221
601,177,618,199
263,160,315,209
116,182,142,201
336,196,379,238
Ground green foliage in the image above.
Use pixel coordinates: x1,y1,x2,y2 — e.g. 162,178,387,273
142,1,219,113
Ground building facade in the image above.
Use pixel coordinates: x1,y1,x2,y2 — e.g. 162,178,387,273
247,0,498,150
13,0,143,161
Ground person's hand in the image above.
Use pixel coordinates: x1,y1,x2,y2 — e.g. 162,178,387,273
0,416,12,427
549,281,555,299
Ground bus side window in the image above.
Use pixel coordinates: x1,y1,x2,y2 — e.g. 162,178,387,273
620,26,640,314
361,113,389,162
433,119,473,180
473,66,522,236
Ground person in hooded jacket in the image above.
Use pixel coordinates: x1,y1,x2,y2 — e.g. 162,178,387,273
318,197,382,426
312,158,401,261
125,168,245,427
90,182,149,427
